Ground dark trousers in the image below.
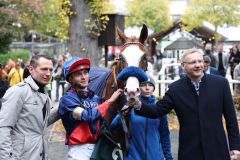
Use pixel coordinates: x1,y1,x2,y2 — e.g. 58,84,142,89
218,70,226,77
0,98,2,109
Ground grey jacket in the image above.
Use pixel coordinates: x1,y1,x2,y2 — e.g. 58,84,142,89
214,52,229,71
0,76,54,160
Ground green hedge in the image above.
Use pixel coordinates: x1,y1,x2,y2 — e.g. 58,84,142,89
0,50,30,64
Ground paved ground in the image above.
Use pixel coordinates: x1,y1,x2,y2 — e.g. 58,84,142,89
47,103,180,160
48,122,179,160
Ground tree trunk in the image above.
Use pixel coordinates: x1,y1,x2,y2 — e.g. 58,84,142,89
69,0,100,66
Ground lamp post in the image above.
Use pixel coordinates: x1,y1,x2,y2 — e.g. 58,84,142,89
31,33,36,58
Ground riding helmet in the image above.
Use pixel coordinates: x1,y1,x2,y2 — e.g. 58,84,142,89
63,56,90,82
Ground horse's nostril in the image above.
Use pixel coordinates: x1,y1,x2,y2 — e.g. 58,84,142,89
136,88,140,93
124,88,128,95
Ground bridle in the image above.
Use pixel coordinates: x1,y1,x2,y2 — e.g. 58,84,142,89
111,54,127,91
111,41,148,90
120,42,145,53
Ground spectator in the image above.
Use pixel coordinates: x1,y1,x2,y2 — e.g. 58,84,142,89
23,65,30,79
8,61,24,86
53,58,65,102
204,42,216,68
168,60,176,80
0,64,9,108
214,44,229,77
153,49,164,72
178,65,186,78
203,55,219,75
229,45,240,79
233,63,240,96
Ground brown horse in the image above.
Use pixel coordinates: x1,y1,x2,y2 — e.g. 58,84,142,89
101,24,149,154
103,24,148,124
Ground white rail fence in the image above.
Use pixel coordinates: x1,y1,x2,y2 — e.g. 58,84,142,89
155,79,240,97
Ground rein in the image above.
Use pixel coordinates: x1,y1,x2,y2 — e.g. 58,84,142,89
112,66,118,90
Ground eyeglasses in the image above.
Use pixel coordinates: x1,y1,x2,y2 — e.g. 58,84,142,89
183,60,204,65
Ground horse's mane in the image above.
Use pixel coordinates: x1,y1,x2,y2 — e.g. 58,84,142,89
109,61,118,69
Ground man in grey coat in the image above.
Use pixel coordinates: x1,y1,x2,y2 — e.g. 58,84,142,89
214,43,229,77
0,55,57,160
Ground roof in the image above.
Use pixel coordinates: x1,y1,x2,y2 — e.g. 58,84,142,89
148,20,182,42
148,20,227,43
164,37,203,50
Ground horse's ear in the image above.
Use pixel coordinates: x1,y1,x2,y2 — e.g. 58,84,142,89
139,24,148,44
116,26,127,43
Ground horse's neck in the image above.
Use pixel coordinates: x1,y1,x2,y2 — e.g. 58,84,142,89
103,64,126,124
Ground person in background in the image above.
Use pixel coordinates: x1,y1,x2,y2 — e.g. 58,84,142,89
134,48,240,160
233,63,240,96
111,72,173,160
4,59,15,74
23,64,30,79
0,64,9,108
46,76,54,99
0,55,57,160
229,45,240,79
203,55,219,75
58,57,122,160
8,61,24,86
178,66,186,78
204,42,216,68
153,49,164,72
53,57,65,102
214,44,229,77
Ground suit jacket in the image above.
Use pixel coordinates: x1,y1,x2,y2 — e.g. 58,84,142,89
135,74,240,160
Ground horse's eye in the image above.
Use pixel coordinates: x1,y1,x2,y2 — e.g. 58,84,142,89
142,54,147,60
120,54,126,62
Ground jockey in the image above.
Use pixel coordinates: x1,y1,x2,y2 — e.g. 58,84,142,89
58,57,122,160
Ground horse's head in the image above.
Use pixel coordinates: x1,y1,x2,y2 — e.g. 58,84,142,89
116,24,148,102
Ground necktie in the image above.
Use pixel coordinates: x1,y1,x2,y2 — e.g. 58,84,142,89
196,84,199,95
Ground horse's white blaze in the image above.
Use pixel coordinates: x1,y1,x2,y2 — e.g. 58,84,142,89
122,45,144,99
122,45,144,67
125,77,140,95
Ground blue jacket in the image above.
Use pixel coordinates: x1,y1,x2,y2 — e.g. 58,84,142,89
111,96,173,160
59,88,111,144
210,67,219,75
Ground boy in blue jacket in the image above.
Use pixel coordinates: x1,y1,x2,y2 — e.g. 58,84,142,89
111,72,173,160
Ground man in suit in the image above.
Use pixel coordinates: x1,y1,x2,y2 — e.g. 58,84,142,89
214,43,229,77
134,48,240,160
203,55,219,75
204,43,216,68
